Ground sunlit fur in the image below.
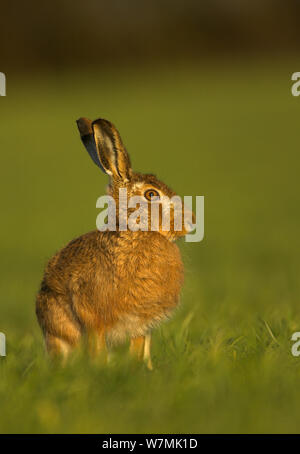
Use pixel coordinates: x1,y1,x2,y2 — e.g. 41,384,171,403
36,118,191,365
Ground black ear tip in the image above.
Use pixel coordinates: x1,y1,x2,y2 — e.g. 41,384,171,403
76,117,84,126
76,117,93,136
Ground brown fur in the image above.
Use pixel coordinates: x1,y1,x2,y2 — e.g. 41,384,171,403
36,118,192,366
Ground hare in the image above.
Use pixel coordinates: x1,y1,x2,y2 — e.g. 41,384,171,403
36,118,194,368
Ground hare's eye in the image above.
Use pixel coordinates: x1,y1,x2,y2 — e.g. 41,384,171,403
144,189,160,201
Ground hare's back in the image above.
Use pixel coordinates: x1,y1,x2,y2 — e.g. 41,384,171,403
41,230,118,293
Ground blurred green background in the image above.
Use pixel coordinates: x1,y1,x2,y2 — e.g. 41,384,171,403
1,1,300,434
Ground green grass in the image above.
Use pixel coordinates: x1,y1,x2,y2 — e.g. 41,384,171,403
1,59,300,433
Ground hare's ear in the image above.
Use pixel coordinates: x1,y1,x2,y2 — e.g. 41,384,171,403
76,117,106,172
92,118,132,182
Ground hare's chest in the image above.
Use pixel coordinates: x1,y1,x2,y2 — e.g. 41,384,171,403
100,233,183,341
106,240,183,343
116,240,184,304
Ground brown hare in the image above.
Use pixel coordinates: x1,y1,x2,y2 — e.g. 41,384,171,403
36,118,194,368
